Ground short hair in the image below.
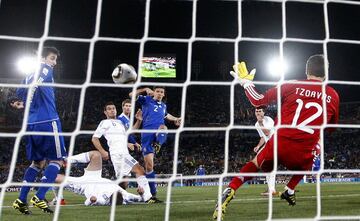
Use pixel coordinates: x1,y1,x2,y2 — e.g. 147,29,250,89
103,101,115,111
255,106,266,112
41,47,60,58
109,192,123,205
153,86,165,91
122,99,131,107
306,54,325,78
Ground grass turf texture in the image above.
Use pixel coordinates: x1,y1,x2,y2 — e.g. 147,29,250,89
141,67,176,78
1,183,359,221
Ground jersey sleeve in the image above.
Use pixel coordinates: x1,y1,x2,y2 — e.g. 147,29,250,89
39,64,54,83
137,95,149,105
93,120,107,138
243,84,278,107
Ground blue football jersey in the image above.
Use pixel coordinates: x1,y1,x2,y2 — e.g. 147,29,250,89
16,63,59,124
137,95,167,129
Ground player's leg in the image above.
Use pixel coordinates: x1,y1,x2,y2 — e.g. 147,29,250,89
84,150,103,171
13,126,47,215
153,124,168,154
13,154,46,215
213,138,274,220
261,173,277,196
278,138,315,206
142,133,159,199
131,163,152,202
32,120,66,213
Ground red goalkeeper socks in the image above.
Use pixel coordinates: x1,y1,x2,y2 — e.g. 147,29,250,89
229,161,258,191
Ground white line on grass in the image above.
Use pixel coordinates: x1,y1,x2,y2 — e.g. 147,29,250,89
1,193,359,208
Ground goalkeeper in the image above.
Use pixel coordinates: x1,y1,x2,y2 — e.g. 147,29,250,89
214,55,339,220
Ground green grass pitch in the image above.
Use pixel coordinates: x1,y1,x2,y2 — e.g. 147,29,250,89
1,183,359,221
140,67,176,78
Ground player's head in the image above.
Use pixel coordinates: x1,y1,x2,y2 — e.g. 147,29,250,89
255,107,265,121
306,54,326,81
41,47,60,68
103,101,117,119
121,99,131,115
109,191,123,205
153,86,165,102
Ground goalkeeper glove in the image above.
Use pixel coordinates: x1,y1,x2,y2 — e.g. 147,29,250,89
230,61,256,87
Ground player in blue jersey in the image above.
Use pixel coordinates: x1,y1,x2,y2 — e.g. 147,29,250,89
10,47,66,215
117,99,142,152
129,86,181,201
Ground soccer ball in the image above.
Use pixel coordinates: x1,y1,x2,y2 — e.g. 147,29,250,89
111,63,137,84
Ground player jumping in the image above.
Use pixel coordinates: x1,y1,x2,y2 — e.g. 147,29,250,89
129,86,181,202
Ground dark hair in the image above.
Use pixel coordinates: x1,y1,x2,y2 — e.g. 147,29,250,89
255,106,266,112
41,47,60,58
103,101,115,111
122,99,131,107
153,86,165,91
306,54,325,78
109,192,123,205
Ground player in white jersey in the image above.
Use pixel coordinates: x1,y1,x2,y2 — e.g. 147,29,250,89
253,107,278,196
56,151,145,206
91,101,152,202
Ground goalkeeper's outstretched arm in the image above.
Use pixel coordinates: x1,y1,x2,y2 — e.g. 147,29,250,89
230,61,277,107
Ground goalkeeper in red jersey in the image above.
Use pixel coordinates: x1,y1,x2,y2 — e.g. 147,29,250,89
213,55,339,220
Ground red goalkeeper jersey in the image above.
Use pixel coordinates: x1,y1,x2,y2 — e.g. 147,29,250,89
243,79,339,143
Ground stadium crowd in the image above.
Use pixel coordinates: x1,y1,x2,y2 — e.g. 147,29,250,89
1,87,359,184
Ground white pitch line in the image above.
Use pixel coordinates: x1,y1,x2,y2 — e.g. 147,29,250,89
1,193,359,208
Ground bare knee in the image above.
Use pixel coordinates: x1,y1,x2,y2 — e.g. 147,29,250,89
90,151,102,162
132,164,145,176
158,124,167,130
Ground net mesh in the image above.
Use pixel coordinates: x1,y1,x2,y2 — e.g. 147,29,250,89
0,0,359,220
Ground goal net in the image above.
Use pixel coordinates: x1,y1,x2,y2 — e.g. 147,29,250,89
0,0,360,221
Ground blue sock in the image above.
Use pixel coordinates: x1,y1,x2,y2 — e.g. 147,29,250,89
35,163,60,200
19,166,40,202
156,132,167,146
145,171,157,195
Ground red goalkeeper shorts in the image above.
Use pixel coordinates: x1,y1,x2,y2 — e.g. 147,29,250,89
256,135,316,172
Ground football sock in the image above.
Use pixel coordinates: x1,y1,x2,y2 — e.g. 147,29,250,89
67,152,90,164
36,163,60,200
19,165,41,202
287,188,295,195
229,161,258,191
136,175,152,201
266,173,276,192
145,171,157,195
286,175,303,191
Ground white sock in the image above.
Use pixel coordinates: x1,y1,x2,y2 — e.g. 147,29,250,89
137,175,152,201
67,152,90,164
52,187,63,200
287,187,295,195
122,192,143,203
266,174,276,193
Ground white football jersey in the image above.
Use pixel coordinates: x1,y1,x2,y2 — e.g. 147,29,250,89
93,119,128,154
255,116,275,143
83,178,120,206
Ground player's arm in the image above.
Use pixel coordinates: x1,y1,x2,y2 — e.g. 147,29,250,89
129,87,153,98
92,121,109,160
230,61,277,107
165,113,181,126
132,109,142,129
